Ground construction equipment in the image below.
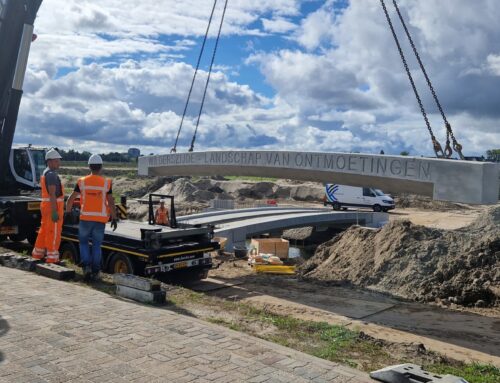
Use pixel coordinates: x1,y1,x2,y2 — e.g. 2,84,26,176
0,0,219,282
0,0,44,244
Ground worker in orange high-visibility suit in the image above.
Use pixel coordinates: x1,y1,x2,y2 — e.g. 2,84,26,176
154,199,170,226
32,149,64,263
66,154,118,281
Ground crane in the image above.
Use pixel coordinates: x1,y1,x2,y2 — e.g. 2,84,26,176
0,0,44,243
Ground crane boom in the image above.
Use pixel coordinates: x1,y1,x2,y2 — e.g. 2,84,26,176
0,0,42,190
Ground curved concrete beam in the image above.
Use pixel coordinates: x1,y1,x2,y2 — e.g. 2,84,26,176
138,151,499,204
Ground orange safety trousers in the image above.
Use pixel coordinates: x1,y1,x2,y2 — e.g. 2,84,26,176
32,200,64,263
32,174,64,262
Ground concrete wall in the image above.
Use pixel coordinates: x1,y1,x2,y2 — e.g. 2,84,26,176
138,151,500,204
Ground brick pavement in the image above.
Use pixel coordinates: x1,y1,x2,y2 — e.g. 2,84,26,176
0,267,374,382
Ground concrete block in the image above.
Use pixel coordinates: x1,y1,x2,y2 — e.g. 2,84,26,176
139,151,499,204
36,263,75,280
370,363,466,383
0,253,13,265
113,273,161,291
18,257,42,271
116,285,166,304
3,254,27,269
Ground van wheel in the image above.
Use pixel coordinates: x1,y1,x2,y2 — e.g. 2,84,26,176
332,202,341,211
109,253,135,275
60,242,79,265
373,204,382,212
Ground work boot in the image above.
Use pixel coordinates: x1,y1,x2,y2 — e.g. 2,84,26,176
82,265,92,282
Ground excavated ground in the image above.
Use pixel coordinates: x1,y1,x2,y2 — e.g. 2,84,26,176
299,206,500,308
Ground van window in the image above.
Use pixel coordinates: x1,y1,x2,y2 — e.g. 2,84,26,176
362,188,375,197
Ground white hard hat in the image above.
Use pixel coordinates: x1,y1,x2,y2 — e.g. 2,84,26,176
45,148,62,160
160,199,166,203
88,154,103,165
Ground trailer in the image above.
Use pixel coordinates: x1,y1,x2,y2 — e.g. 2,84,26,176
60,194,219,281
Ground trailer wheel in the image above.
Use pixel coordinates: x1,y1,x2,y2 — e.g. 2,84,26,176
27,230,37,246
60,242,79,265
332,202,341,211
109,253,135,275
373,204,382,212
9,233,26,242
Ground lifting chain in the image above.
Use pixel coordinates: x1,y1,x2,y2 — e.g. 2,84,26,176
379,0,445,158
189,0,229,152
171,0,219,154
391,0,464,160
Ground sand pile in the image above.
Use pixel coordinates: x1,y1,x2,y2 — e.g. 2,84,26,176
299,206,500,307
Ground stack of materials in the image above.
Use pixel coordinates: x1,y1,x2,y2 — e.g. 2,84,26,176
114,273,166,304
248,253,283,266
249,238,289,259
247,238,295,275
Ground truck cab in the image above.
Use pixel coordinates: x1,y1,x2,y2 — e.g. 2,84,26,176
324,184,395,212
9,146,46,190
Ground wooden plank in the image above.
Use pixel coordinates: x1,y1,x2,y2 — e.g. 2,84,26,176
253,265,296,275
116,285,166,304
113,273,161,291
36,263,75,280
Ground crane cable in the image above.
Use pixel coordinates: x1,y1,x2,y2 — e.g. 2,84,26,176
391,0,464,160
189,0,229,152
380,0,464,159
171,0,219,154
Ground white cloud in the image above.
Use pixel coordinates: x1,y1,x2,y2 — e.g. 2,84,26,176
15,0,500,157
262,17,297,34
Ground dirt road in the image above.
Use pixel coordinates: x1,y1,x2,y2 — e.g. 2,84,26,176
207,261,500,366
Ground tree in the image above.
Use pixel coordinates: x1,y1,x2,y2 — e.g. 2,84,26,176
486,149,500,162
400,151,409,156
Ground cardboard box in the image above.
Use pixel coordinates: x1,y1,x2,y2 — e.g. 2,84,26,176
250,238,289,259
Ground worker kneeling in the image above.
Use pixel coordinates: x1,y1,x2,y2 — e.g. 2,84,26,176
32,149,64,263
66,154,118,281
155,199,170,226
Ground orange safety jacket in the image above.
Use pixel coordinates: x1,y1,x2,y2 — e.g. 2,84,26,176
40,175,65,206
155,206,169,225
77,174,111,223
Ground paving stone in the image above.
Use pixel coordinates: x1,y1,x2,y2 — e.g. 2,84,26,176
0,266,373,383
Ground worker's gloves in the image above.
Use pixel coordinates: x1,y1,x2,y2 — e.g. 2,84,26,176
111,219,118,232
51,210,59,222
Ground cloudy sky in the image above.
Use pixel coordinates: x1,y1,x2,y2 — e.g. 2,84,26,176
15,0,500,156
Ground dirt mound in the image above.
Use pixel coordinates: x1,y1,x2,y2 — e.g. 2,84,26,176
299,206,500,307
150,177,325,202
394,193,473,211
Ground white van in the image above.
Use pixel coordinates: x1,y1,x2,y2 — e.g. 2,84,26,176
324,184,395,212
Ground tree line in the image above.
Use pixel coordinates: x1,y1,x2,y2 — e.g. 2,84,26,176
59,149,134,162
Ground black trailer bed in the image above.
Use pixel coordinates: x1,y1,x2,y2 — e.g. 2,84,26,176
61,220,219,262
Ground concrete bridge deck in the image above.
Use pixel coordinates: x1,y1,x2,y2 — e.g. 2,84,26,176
139,151,499,205
211,210,388,250
178,207,328,226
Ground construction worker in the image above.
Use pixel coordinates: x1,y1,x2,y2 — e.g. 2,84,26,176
32,149,64,263
65,154,118,281
154,199,170,226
